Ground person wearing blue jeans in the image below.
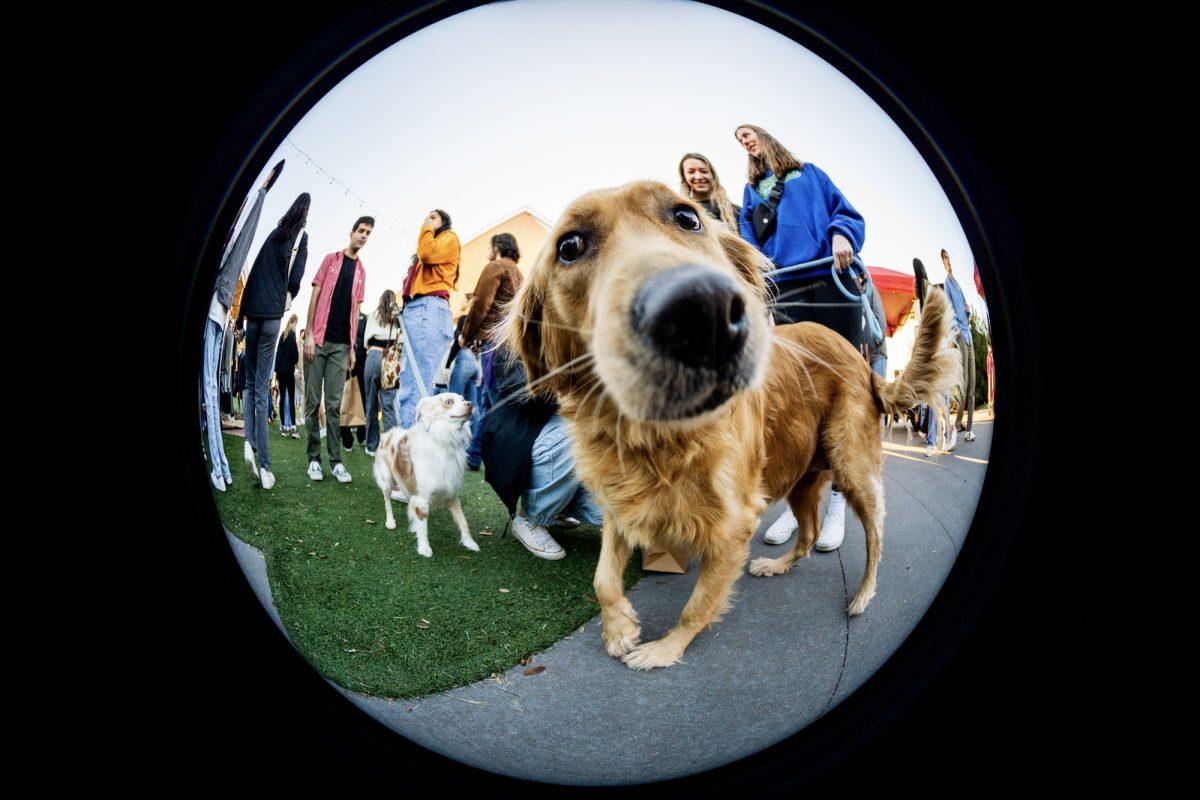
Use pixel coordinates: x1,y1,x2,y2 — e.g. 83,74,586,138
362,289,400,455
447,338,480,402
481,345,603,560
203,317,232,490
242,317,282,477
395,296,454,428
396,210,462,429
238,193,310,488
521,414,604,529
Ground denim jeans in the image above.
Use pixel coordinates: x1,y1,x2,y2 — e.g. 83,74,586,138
448,347,480,404
522,415,604,527
363,347,397,451
395,296,453,429
202,317,231,480
243,317,281,470
927,392,950,446
278,378,295,428
870,353,887,379
465,385,488,469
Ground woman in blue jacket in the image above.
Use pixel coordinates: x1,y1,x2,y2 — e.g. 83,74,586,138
734,124,866,552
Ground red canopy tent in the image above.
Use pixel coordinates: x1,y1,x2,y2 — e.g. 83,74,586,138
866,266,916,337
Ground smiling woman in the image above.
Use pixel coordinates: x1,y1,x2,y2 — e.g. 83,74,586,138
193,0,1001,787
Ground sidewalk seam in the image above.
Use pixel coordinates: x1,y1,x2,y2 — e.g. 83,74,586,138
884,473,960,556
819,549,851,716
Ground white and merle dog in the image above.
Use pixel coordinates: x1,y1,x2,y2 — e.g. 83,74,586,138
373,393,478,558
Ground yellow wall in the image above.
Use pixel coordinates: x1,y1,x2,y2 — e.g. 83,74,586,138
451,210,549,320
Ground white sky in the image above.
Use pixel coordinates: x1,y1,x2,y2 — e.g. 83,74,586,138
234,0,984,328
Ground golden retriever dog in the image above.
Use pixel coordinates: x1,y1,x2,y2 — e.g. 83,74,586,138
372,393,479,558
502,181,959,670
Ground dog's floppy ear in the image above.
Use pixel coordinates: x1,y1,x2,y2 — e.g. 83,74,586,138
716,225,770,302
415,395,439,426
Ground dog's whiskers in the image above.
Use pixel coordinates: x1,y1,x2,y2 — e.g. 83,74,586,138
507,313,589,335
486,351,596,415
766,301,864,308
770,334,852,384
771,335,818,394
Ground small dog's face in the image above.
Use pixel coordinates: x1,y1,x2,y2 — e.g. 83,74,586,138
505,181,772,423
416,393,474,428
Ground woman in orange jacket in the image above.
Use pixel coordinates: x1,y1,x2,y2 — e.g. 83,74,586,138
395,209,461,428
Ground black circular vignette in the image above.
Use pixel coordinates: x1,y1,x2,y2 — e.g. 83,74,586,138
55,0,1159,794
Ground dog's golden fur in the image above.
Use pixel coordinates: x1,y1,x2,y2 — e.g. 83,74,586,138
503,181,959,670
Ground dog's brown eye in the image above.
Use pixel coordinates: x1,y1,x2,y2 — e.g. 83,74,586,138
556,232,587,264
672,206,703,232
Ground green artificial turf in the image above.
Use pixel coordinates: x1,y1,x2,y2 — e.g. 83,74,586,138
212,424,641,698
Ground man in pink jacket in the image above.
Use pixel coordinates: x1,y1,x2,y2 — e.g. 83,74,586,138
302,216,371,483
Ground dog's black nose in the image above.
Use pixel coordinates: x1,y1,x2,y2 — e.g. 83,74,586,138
632,266,748,368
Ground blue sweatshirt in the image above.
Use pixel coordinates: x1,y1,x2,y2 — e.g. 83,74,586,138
739,164,866,282
943,273,971,337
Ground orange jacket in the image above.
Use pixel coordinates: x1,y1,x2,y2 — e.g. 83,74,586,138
406,225,460,299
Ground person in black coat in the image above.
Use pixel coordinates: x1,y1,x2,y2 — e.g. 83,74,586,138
481,345,603,560
239,193,310,486
275,315,300,437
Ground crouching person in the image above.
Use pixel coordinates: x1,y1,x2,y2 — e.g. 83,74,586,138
481,345,602,560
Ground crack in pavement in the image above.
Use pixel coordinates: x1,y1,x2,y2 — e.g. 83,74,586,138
820,548,852,716
884,471,960,556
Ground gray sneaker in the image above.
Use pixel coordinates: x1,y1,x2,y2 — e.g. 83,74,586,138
331,463,352,484
511,515,566,560
307,460,324,481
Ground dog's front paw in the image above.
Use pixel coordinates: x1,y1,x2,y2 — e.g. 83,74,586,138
461,537,480,552
748,555,790,577
417,543,433,558
620,638,684,671
601,601,641,657
385,518,396,530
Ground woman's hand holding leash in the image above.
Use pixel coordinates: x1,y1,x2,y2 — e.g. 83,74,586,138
831,233,854,271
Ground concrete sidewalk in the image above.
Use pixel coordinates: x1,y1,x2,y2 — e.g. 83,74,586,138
227,412,992,785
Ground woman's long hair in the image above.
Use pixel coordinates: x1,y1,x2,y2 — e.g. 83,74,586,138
733,125,804,185
374,289,399,326
432,209,452,237
678,152,737,233
274,193,311,245
283,313,299,338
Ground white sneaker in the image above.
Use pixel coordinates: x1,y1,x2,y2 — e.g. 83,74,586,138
243,441,259,478
925,443,935,458
210,473,226,493
365,447,375,457
308,460,324,481
946,427,958,452
815,491,846,552
511,515,566,560
964,431,976,442
763,508,797,545
331,463,352,484
260,469,276,490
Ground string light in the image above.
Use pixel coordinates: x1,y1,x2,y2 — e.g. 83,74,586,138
281,137,415,242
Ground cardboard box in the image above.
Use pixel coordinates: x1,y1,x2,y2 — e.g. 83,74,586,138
641,543,690,573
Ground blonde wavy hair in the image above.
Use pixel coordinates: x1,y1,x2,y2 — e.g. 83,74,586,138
283,313,299,337
678,153,738,233
734,124,804,186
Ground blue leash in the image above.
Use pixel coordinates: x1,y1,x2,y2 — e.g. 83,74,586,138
764,255,883,343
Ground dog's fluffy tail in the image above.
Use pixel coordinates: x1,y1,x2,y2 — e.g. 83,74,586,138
874,288,962,416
